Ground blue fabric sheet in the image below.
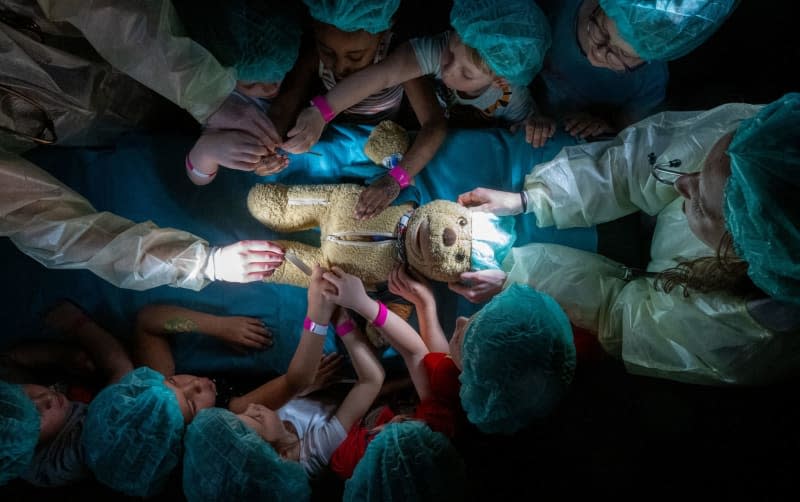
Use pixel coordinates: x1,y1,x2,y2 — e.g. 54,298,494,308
1,124,595,376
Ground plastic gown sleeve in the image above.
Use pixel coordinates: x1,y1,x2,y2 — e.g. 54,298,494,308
0,148,212,291
35,0,236,123
521,103,762,228
503,243,800,386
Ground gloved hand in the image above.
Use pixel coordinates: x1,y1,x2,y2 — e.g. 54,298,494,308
448,269,507,303
204,241,284,282
457,187,523,216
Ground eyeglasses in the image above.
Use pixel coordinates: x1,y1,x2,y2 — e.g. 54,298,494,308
585,6,644,73
649,152,683,185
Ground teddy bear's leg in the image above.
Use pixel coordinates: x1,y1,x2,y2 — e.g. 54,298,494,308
247,184,335,232
262,241,324,288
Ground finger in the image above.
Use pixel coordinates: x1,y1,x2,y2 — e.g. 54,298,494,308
241,241,285,254
245,333,272,349
248,323,271,336
248,113,281,147
225,160,259,171
526,124,534,144
281,132,309,154
532,127,543,148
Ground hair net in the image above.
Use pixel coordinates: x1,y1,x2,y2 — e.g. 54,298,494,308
183,407,310,502
724,92,800,304
449,0,551,85
459,284,576,434
600,0,738,61
0,381,39,485
303,0,400,34
343,421,466,502
82,367,185,498
178,0,301,83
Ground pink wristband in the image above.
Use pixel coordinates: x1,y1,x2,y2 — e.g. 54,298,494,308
335,319,356,337
185,155,217,179
388,165,411,189
303,316,329,336
371,301,388,328
310,95,336,123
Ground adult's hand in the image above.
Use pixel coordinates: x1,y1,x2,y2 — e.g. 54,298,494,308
448,269,507,303
457,187,523,216
205,93,281,149
207,240,285,282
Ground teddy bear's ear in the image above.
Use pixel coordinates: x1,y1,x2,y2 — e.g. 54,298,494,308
364,120,410,167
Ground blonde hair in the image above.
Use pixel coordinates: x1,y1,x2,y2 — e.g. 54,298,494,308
656,232,757,298
464,44,493,76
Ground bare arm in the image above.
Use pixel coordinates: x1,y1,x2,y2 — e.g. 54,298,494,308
397,76,447,177
333,311,385,431
389,265,449,353
269,45,318,138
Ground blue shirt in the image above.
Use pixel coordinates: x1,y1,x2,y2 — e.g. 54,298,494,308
536,0,668,124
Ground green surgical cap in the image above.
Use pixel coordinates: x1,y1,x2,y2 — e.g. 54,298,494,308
725,92,800,304
303,0,400,34
460,284,576,434
343,421,466,502
450,0,551,85
82,367,184,497
0,381,39,486
179,0,301,83
600,0,738,61
183,407,310,502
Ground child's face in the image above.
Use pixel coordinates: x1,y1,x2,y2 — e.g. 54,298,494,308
313,21,384,80
448,315,473,370
163,374,217,424
23,384,70,443
440,33,495,95
236,81,282,99
238,403,300,460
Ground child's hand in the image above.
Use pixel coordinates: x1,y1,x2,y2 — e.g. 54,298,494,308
253,152,289,176
563,112,615,139
308,265,337,325
354,174,401,220
194,129,270,171
282,106,326,154
321,267,370,312
522,114,556,148
216,316,273,351
388,264,433,306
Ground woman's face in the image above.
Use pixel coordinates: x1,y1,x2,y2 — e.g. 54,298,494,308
577,1,644,72
238,403,300,460
163,374,217,423
448,315,473,370
314,21,383,80
674,133,734,250
22,384,70,444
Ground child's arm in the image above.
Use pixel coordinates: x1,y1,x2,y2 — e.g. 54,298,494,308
331,309,385,431
282,42,423,153
44,301,133,384
323,267,433,401
187,129,270,185
228,265,337,413
353,76,448,220
388,265,449,354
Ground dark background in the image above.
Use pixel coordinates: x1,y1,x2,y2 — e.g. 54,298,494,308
3,1,799,500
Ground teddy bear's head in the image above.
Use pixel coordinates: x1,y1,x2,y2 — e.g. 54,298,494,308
403,200,473,282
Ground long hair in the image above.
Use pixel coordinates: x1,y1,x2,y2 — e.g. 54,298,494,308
656,232,758,298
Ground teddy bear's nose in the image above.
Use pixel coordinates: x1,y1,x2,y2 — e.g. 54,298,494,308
442,227,457,247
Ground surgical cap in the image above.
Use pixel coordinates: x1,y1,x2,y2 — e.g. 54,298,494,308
183,408,310,502
303,0,400,34
725,92,800,304
82,367,185,497
179,0,301,83
343,421,466,502
449,0,551,85
600,0,738,61
459,284,576,434
0,381,39,485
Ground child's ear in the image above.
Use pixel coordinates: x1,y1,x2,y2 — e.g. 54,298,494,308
491,76,508,89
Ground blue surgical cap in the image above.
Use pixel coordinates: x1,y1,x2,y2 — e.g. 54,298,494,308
459,284,576,434
82,367,185,498
303,0,400,34
183,407,310,502
179,0,301,83
725,92,800,304
449,0,551,85
343,421,466,502
0,381,39,486
600,0,738,61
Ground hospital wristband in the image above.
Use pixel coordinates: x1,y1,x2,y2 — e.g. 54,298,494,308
370,301,388,328
186,155,217,179
335,319,356,337
310,95,336,123
388,165,411,189
303,317,329,337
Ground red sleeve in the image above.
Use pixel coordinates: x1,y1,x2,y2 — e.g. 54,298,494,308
571,325,606,364
330,406,395,480
413,352,463,438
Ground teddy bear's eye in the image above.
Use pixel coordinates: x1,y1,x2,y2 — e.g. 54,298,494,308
457,217,467,227
455,252,466,262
